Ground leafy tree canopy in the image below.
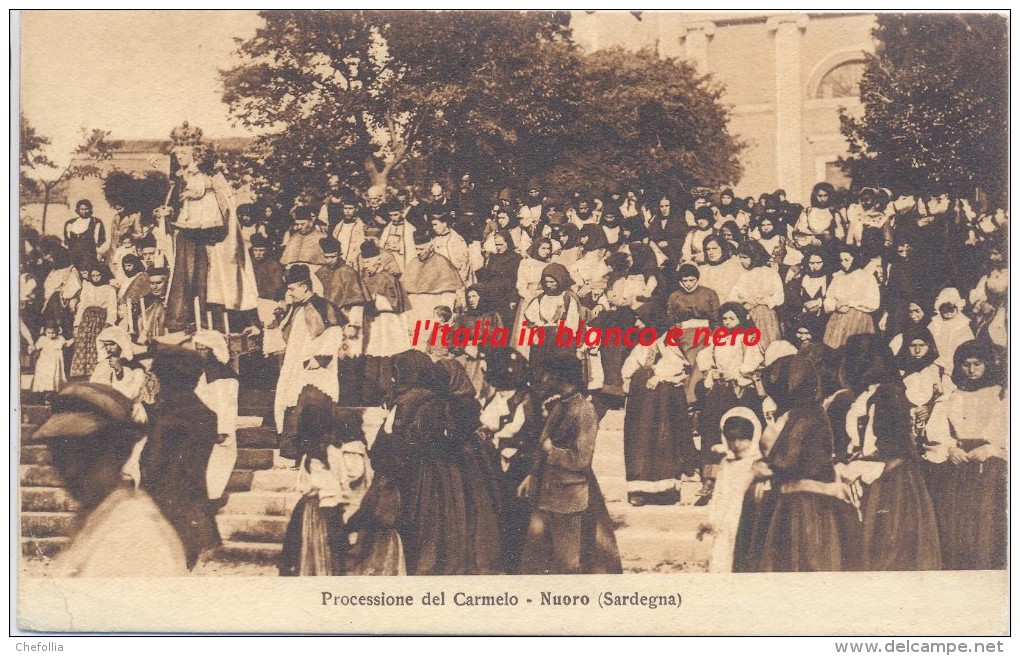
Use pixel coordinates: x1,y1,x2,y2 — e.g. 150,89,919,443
839,13,1008,204
222,11,744,203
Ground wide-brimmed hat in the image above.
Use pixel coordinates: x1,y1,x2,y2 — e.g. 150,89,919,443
29,382,134,441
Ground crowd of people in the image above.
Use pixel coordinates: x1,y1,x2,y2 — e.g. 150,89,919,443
20,122,1009,575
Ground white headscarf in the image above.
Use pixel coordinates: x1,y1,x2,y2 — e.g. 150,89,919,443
934,287,965,312
713,406,763,461
192,329,230,364
95,326,135,362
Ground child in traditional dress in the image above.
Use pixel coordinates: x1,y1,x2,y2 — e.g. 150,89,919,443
31,323,68,401
698,407,762,572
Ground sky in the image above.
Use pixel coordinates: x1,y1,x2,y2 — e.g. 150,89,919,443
18,10,266,176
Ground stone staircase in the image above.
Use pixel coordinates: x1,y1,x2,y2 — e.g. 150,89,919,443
19,393,709,574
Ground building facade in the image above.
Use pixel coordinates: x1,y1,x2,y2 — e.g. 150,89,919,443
571,11,876,204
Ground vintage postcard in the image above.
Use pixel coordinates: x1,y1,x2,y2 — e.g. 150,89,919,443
14,9,1009,636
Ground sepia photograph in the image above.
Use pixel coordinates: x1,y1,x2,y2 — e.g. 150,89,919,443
13,9,1009,638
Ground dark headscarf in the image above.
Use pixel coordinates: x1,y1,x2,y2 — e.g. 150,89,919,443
719,220,744,247
764,354,822,415
835,243,866,272
121,254,144,278
798,342,841,397
526,237,554,262
840,334,898,395
483,348,530,392
718,301,754,329
464,284,492,316
894,326,939,375
702,235,731,264
736,240,770,269
151,344,204,392
578,224,608,252
436,358,476,398
810,182,836,209
717,188,738,218
540,262,573,294
391,349,438,392
756,215,780,240
950,339,1000,392
482,230,522,279
800,246,833,279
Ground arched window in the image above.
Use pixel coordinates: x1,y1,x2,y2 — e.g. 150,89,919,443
815,60,866,100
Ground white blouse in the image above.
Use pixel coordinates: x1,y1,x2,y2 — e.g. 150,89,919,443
823,269,880,314
925,386,1008,464
728,266,784,308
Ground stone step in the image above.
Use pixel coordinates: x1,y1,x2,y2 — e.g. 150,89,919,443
21,511,77,538
236,447,275,471
205,540,283,566
21,405,51,425
226,470,255,493
20,444,51,466
615,526,711,557
21,487,80,513
237,426,279,449
216,514,289,543
219,491,301,517
235,389,273,410
22,536,67,558
250,468,302,493
20,465,65,488
607,503,707,532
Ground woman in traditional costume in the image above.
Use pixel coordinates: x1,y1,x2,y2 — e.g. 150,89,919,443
70,263,116,379
924,340,1007,570
729,240,784,350
620,315,696,505
63,199,107,272
822,245,880,349
754,354,851,572
840,334,942,571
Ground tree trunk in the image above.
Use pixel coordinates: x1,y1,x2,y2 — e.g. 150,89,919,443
365,157,389,196
41,185,51,235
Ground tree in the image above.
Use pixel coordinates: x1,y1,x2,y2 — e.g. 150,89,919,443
19,113,55,198
103,170,171,219
839,14,1008,204
221,10,583,200
18,118,122,233
544,47,744,197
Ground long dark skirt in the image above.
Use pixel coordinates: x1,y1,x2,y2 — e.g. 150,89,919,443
934,458,1007,570
593,307,638,396
345,475,406,575
69,306,107,378
461,439,505,574
860,460,942,571
757,491,847,572
407,454,470,575
733,485,777,573
624,367,697,493
279,496,346,576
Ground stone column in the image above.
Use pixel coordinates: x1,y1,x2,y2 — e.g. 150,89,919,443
767,13,809,201
677,21,715,74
